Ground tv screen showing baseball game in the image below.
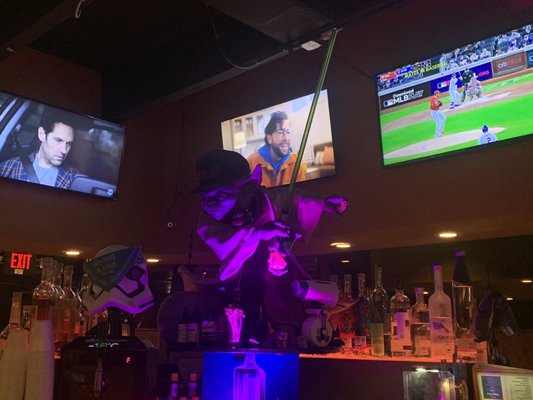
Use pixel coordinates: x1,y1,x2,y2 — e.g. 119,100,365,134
0,90,126,199
376,22,533,166
220,90,336,188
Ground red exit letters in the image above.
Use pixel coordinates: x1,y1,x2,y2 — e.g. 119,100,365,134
10,253,32,270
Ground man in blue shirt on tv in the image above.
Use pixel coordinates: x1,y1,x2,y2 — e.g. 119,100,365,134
0,108,80,188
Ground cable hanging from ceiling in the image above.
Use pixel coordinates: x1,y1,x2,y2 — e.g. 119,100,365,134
206,4,288,70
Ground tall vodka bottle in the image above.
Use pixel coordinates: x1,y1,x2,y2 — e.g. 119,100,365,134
233,353,266,400
452,250,474,339
411,287,431,357
354,273,371,351
370,265,390,356
390,283,411,357
429,263,454,359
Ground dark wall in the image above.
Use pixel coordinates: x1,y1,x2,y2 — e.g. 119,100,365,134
1,0,533,265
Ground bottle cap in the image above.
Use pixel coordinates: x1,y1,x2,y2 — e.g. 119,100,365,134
190,372,198,381
170,372,179,382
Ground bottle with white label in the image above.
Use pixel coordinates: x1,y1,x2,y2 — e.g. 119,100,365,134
411,287,431,357
429,263,454,359
390,282,411,357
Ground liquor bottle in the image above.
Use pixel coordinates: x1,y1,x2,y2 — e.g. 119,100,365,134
410,287,431,357
62,265,78,343
188,372,199,398
354,273,371,352
429,263,454,359
390,282,411,357
337,274,356,351
51,262,65,340
452,250,474,339
0,292,23,360
200,306,217,347
233,353,266,400
169,372,180,399
187,306,201,346
32,258,57,321
177,307,189,345
77,272,91,335
370,265,390,356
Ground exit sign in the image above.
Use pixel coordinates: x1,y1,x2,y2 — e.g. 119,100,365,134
2,252,36,275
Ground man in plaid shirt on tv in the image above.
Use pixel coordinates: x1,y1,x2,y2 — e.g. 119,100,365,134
0,108,80,188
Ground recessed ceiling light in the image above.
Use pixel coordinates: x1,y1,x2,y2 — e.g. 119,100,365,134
301,40,321,51
438,231,458,239
64,250,81,256
341,259,351,264
521,279,532,284
506,297,514,301
146,258,160,263
423,291,429,295
330,242,351,249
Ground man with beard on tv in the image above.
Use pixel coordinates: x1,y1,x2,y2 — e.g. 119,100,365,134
0,108,80,188
247,111,306,188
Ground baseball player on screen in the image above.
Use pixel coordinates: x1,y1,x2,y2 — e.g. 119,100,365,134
430,90,446,138
449,73,461,109
478,125,498,145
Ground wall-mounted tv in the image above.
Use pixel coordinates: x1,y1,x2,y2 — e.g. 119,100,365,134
376,22,533,166
221,89,336,188
0,90,126,198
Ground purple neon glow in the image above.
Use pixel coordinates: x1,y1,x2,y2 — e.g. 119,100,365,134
225,306,245,344
267,251,288,276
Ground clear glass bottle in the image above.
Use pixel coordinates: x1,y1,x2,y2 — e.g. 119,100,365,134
370,265,390,356
233,353,266,400
0,291,23,360
62,265,79,343
51,262,65,345
429,263,454,359
354,273,371,352
32,258,57,321
338,274,356,351
452,250,474,339
77,272,91,335
390,282,411,357
410,287,431,357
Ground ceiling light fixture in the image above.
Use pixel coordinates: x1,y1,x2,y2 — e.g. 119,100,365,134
521,279,532,284
341,259,351,264
146,258,161,264
301,40,321,51
506,297,514,301
64,250,81,256
330,242,351,249
438,231,458,239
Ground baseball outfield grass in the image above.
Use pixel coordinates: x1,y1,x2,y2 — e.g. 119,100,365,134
380,71,533,165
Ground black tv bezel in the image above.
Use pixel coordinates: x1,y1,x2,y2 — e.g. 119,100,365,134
0,89,127,200
374,21,533,169
219,88,338,188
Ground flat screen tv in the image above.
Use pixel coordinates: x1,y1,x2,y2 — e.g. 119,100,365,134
0,90,125,198
221,89,336,188
376,22,533,166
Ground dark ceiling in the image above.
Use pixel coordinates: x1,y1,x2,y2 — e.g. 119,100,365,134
0,0,406,119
